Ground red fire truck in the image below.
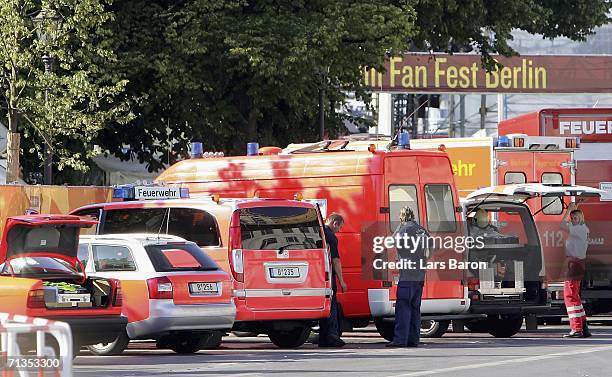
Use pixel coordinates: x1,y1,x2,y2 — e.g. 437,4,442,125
499,108,612,315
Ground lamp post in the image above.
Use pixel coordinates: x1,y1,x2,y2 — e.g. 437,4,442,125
32,9,63,185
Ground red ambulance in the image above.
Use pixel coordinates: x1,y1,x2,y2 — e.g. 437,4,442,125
71,188,331,348
499,108,612,315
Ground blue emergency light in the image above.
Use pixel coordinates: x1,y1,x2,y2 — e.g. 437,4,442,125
496,135,511,147
112,184,190,200
247,142,259,156
398,132,410,149
191,142,203,158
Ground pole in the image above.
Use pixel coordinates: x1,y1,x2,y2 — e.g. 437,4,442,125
42,55,53,185
449,95,455,137
459,94,466,137
480,94,487,130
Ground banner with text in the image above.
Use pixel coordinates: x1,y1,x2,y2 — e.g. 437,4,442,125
365,54,612,93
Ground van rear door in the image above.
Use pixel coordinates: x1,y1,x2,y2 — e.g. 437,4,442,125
235,203,328,311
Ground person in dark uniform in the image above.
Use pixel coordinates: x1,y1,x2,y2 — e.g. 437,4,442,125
387,206,430,348
319,213,347,348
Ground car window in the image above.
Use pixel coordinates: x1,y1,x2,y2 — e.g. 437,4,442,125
425,184,457,232
504,172,526,184
145,243,219,272
102,208,221,247
0,257,79,277
239,206,323,250
92,245,137,272
77,244,89,267
541,172,563,215
389,185,419,231
73,208,101,235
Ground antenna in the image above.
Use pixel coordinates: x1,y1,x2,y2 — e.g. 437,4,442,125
157,208,171,240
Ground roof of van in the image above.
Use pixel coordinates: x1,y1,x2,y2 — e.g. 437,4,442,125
156,148,449,184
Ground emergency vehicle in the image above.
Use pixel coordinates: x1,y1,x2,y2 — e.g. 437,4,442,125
498,108,612,315
155,141,478,339
0,215,127,354
71,188,331,348
78,234,235,355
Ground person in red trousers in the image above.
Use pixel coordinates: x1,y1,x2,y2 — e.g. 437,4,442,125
561,202,591,338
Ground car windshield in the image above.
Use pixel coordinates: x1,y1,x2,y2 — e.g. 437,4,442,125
144,243,220,272
239,206,323,250
0,256,80,278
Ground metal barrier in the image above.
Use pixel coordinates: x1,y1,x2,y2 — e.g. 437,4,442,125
0,313,72,377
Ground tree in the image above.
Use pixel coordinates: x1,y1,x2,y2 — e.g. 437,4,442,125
0,0,131,183
61,1,609,180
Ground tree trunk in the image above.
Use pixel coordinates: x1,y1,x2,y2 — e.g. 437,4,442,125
5,109,20,183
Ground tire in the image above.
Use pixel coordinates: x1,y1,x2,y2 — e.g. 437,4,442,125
168,335,203,354
200,332,223,349
420,320,450,338
268,325,311,348
486,315,524,338
86,331,130,356
231,331,260,338
374,319,395,342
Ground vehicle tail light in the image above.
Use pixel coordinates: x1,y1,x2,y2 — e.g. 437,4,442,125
467,277,480,291
112,280,123,307
27,289,46,309
147,276,173,299
566,138,577,148
229,210,244,282
513,137,525,147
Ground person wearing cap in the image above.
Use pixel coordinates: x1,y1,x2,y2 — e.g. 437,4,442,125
386,206,430,348
561,202,591,338
318,213,347,348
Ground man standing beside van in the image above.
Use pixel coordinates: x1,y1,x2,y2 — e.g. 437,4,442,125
561,202,591,338
387,207,429,348
319,213,347,348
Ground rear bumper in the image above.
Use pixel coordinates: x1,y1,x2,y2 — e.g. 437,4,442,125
46,315,128,346
233,288,331,321
368,288,470,318
128,300,236,339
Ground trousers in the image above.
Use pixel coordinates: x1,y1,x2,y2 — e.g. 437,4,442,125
393,281,424,345
564,279,586,332
319,281,340,344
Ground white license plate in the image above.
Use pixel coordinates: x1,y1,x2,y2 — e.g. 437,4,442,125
189,282,219,295
269,267,300,278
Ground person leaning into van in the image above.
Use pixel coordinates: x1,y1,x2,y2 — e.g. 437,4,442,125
561,202,591,338
387,206,430,348
319,213,347,348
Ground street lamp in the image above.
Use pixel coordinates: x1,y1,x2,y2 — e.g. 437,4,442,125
32,9,63,185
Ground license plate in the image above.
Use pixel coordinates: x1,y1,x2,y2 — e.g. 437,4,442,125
269,266,300,278
189,282,219,295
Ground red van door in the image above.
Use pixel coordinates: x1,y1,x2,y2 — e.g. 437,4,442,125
232,203,329,311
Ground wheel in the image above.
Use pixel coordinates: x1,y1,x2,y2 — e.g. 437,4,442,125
420,320,450,338
86,331,130,356
168,335,203,354
200,331,223,349
374,319,395,342
231,331,260,338
486,315,524,338
465,319,489,333
268,325,311,348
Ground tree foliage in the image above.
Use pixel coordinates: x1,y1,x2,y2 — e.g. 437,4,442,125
0,0,131,182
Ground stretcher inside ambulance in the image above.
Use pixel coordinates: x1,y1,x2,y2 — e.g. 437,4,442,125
71,187,331,348
462,183,602,336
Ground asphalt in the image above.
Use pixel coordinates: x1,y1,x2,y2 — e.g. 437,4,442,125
73,321,612,377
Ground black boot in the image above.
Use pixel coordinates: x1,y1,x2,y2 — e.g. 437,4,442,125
582,319,592,338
